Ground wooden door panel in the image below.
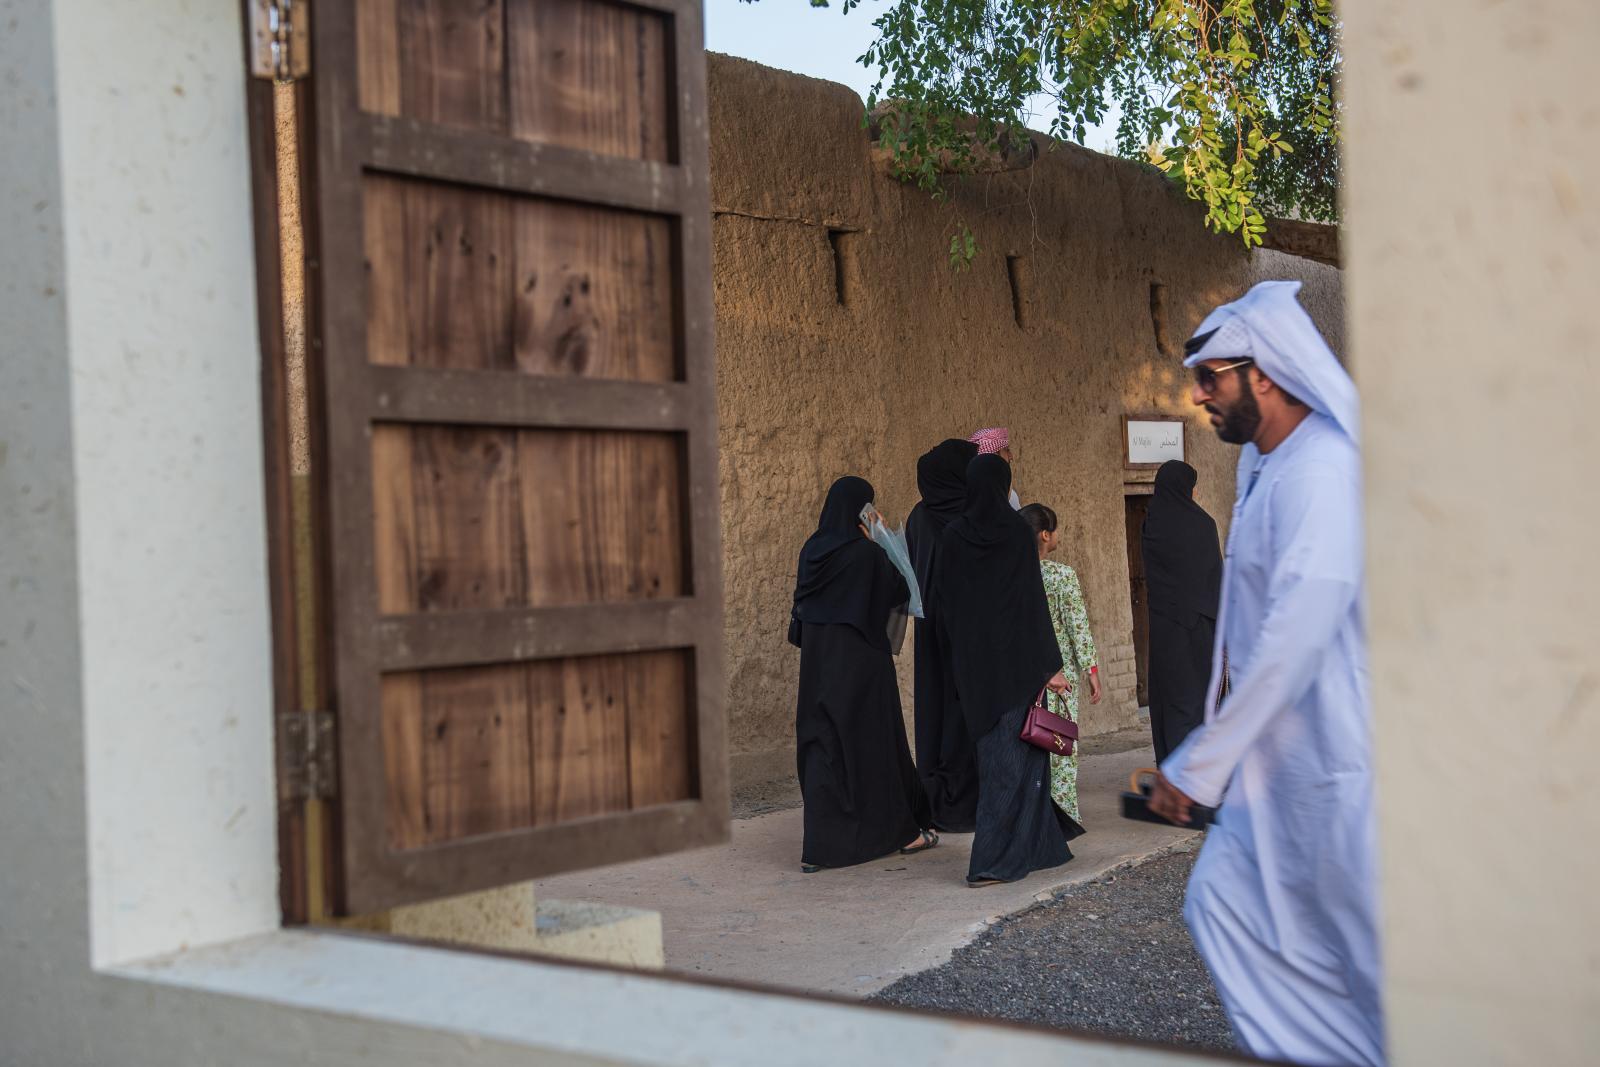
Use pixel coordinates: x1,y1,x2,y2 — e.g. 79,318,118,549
304,0,723,915
363,175,678,381
371,425,687,615
381,649,696,849
418,661,535,843
357,0,672,163
506,0,673,163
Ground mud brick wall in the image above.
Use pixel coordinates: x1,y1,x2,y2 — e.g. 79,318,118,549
705,55,1344,790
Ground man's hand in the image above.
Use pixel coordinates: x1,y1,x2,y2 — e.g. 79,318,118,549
1147,771,1196,827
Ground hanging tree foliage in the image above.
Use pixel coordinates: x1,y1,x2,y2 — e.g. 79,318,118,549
795,0,1341,262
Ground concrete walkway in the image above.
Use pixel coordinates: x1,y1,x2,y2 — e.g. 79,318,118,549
536,746,1198,996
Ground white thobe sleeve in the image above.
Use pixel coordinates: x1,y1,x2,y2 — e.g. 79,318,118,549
1160,460,1362,808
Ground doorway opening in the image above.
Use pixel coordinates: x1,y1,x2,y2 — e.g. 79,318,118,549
1123,493,1152,708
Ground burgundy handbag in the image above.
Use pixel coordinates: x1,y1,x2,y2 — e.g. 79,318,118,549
1020,686,1078,755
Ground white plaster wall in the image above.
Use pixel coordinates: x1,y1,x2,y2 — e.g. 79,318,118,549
47,0,283,966
1343,1,1600,1063
0,1,93,1062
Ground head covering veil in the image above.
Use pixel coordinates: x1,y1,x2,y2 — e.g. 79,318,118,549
906,439,979,600
932,455,1062,737
790,476,909,654
1184,280,1359,443
968,427,1011,455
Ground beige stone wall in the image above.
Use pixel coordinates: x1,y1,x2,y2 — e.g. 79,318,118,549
1343,1,1600,1062
707,55,1344,787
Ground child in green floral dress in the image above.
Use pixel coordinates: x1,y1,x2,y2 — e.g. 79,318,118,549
1018,503,1102,824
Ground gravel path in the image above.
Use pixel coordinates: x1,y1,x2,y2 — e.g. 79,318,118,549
872,848,1236,1054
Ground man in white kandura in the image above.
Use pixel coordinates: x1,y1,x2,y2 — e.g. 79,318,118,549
1149,281,1384,1066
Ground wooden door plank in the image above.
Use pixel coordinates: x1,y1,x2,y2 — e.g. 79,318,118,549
420,663,534,842
356,0,403,117
398,0,508,133
507,0,671,163
394,177,517,372
371,425,420,615
368,175,676,379
515,430,685,607
625,649,694,808
380,672,428,849
529,655,631,824
366,367,693,430
409,425,526,613
362,113,686,214
376,598,703,671
511,195,677,381
364,176,411,367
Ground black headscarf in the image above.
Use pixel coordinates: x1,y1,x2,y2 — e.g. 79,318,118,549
906,439,979,599
1141,460,1222,627
932,455,1062,737
790,476,909,653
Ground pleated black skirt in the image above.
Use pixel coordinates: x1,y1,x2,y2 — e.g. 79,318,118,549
968,702,1083,883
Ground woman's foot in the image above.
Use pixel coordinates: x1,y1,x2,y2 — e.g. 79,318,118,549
899,830,939,855
801,862,824,874
966,876,1005,888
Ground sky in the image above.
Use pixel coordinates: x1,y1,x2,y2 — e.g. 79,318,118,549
702,0,1121,153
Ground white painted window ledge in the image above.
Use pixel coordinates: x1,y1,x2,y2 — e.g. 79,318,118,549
109,929,1212,1066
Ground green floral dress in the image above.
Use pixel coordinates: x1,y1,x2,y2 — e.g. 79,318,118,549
1040,559,1098,824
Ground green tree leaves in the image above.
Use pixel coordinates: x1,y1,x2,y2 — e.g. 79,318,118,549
797,0,1341,256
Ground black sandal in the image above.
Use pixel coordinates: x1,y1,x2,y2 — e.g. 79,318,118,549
801,862,823,874
900,830,940,855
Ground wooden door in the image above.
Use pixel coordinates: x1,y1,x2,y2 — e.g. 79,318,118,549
1124,494,1151,707
299,0,724,915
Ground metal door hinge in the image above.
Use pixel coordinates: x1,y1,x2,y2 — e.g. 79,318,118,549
250,0,311,83
277,710,337,801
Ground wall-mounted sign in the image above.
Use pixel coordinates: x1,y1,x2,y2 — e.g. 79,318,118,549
1124,415,1187,468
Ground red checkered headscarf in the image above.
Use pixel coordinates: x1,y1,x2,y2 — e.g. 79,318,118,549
968,427,1011,455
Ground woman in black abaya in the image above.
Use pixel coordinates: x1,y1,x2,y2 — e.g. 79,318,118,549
1141,460,1223,764
789,476,937,872
935,455,1082,886
905,438,981,832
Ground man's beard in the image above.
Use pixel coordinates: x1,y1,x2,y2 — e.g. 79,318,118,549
1208,386,1262,445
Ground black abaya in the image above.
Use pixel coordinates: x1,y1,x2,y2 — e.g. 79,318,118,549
791,477,932,868
1140,461,1223,764
794,621,930,868
906,439,980,832
933,457,1062,740
934,456,1072,883
1148,611,1215,762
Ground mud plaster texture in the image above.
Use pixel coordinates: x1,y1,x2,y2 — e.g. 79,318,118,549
707,54,1344,791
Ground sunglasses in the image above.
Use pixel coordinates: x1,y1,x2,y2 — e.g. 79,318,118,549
1192,358,1254,393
